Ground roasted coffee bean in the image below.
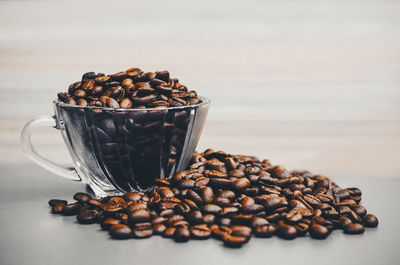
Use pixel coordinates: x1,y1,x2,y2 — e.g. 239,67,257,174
49,199,68,207
162,227,177,238
62,203,81,215
233,178,251,190
73,192,92,203
101,218,121,230
217,217,232,226
309,224,330,239
200,187,214,203
363,214,378,227
202,214,216,225
230,225,252,238
128,209,151,223
202,204,222,215
191,224,212,239
174,227,190,242
51,204,64,214
344,223,365,234
77,209,98,224
223,234,247,248
110,224,132,239
132,223,153,238
254,224,277,237
277,222,297,239
153,224,167,234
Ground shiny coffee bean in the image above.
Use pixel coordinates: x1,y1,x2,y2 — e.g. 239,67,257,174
73,192,92,203
49,199,67,207
363,214,378,227
344,223,365,234
309,224,330,239
109,224,132,239
174,227,190,242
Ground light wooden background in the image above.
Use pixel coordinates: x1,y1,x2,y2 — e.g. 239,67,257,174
0,0,399,178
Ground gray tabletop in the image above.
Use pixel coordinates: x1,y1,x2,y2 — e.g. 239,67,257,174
0,163,398,265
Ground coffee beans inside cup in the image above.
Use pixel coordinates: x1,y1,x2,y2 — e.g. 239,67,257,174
49,149,379,248
57,68,202,109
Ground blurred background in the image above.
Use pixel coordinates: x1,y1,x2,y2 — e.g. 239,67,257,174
0,0,399,179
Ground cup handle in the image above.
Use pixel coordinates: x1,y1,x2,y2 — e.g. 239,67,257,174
21,115,81,181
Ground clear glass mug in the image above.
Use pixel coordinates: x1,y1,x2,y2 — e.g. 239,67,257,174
21,98,209,197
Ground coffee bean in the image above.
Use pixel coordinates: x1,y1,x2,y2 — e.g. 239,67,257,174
309,224,330,239
223,234,247,248
191,224,212,239
128,209,151,223
162,227,177,238
52,204,64,214
174,227,190,242
110,224,132,239
73,192,92,203
363,214,378,227
132,223,153,238
344,223,365,234
200,187,214,203
77,209,98,224
153,224,167,234
230,225,252,238
62,203,81,215
101,218,121,230
233,178,251,190
277,222,297,239
49,199,68,207
254,224,277,237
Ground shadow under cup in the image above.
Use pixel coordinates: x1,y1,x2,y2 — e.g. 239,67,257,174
55,98,209,196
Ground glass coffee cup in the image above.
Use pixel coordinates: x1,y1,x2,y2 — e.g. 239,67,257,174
21,98,209,197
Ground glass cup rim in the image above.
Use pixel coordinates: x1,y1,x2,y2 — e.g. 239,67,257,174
54,97,210,112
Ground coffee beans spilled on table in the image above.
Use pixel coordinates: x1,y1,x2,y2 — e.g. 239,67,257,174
57,68,202,108
49,149,379,247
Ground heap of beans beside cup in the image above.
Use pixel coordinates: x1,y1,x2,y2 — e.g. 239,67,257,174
49,149,379,248
57,68,202,109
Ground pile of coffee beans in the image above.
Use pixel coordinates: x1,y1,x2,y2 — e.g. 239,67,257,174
57,68,202,108
49,149,379,247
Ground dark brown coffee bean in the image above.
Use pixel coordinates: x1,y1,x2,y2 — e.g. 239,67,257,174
105,97,120,108
74,89,87,98
200,187,214,204
174,227,190,242
202,214,216,225
77,209,98,224
254,224,277,237
62,203,81,215
153,224,167,235
309,224,330,239
223,234,247,248
202,204,222,215
191,224,212,239
132,223,153,238
49,199,68,207
344,223,365,234
363,214,378,227
351,205,367,217
217,217,232,226
230,225,252,238
120,98,132,109
51,204,64,214
233,178,251,190
101,218,121,230
162,227,176,238
110,224,132,239
128,209,151,223
73,192,92,203
124,192,142,202
277,222,297,239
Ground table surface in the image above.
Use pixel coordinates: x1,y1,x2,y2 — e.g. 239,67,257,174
0,164,399,265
